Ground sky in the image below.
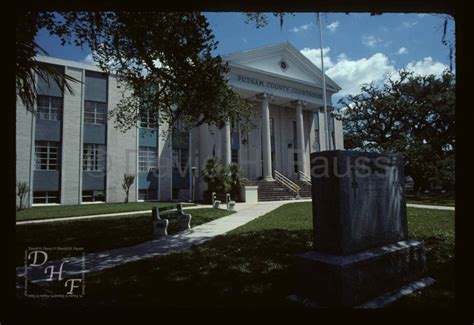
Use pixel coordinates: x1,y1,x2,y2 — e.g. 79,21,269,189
35,12,455,104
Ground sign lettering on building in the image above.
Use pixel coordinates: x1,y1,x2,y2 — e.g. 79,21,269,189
234,74,323,100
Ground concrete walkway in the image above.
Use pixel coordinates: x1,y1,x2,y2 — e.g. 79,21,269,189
406,203,455,211
17,201,290,283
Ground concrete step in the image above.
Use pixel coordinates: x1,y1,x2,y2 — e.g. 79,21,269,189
256,180,297,202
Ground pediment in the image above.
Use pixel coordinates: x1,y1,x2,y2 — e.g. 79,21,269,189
222,42,341,92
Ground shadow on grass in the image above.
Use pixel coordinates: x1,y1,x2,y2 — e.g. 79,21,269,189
19,229,313,310
15,215,154,266
17,204,454,310
15,209,233,266
19,228,454,310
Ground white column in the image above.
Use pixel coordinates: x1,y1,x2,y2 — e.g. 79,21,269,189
295,101,307,176
259,93,273,180
223,119,232,165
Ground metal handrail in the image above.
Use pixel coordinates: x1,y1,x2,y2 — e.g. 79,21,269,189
274,169,300,195
298,171,312,185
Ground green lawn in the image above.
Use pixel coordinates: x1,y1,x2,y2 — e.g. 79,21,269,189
27,202,454,310
15,208,233,266
406,192,455,207
16,201,196,222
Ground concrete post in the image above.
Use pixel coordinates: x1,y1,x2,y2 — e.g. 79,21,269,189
223,119,232,165
258,93,273,180
296,102,307,176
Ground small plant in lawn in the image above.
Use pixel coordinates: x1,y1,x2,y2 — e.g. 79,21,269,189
122,173,135,203
17,181,30,211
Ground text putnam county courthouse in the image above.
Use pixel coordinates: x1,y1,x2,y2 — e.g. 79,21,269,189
16,42,344,206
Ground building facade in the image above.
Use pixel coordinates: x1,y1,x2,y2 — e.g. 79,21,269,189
16,42,343,206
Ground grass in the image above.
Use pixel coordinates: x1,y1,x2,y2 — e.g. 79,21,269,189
15,208,233,266
21,202,454,310
389,207,455,309
406,192,455,207
16,201,196,222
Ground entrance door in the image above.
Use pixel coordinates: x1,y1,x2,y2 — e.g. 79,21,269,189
292,120,298,176
270,117,275,172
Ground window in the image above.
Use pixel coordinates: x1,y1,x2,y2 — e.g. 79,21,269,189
33,191,60,204
84,101,107,124
82,190,105,202
270,117,275,139
231,149,239,164
293,153,299,174
37,95,63,121
35,141,60,170
292,121,297,148
83,144,106,171
139,111,158,129
139,146,158,172
138,189,158,201
173,148,188,172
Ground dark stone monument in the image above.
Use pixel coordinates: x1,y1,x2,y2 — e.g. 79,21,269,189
293,150,431,308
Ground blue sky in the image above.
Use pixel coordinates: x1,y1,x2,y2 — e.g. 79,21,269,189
35,12,454,102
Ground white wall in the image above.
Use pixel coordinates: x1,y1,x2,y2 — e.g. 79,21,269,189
106,76,138,203
16,96,34,208
61,67,83,205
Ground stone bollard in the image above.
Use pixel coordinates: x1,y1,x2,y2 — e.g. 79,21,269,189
152,207,169,237
176,203,192,230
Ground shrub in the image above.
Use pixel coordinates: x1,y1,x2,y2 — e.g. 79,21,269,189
122,173,135,203
201,158,247,202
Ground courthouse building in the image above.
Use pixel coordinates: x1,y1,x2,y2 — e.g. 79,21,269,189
16,42,344,206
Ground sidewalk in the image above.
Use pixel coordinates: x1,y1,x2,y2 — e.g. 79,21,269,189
406,203,454,211
17,201,289,283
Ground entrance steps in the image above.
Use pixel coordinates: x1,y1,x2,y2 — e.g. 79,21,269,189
256,180,296,201
293,180,312,199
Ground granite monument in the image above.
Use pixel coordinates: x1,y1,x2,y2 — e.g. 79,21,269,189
293,150,432,308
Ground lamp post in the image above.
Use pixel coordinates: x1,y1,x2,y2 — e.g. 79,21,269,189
191,166,196,202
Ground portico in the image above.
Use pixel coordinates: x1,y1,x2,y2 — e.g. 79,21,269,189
194,42,344,200
217,42,343,181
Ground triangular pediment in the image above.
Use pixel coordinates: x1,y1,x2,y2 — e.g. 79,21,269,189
222,42,341,92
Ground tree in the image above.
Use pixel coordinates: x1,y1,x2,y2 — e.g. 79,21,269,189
122,173,135,203
16,12,80,111
16,11,256,135
339,70,455,193
17,181,30,211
